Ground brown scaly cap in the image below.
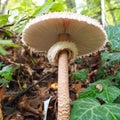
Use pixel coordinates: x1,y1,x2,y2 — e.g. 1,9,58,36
22,12,108,59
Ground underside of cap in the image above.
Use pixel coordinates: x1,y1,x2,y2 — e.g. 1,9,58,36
22,12,108,60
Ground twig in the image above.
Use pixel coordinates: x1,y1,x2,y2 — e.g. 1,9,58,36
5,69,57,107
0,16,33,29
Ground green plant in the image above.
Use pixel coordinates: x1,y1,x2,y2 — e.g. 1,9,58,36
0,40,21,55
70,98,120,120
73,69,89,81
0,63,19,87
70,25,120,120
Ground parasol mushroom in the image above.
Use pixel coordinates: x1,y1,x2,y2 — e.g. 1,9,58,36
22,12,107,120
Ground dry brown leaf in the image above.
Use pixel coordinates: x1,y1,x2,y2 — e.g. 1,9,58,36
0,104,3,120
72,82,86,97
19,100,39,115
24,64,34,75
96,84,103,92
4,111,23,120
88,70,97,78
50,83,58,90
0,86,6,102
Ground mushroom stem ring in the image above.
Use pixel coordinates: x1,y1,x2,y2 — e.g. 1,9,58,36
47,41,78,66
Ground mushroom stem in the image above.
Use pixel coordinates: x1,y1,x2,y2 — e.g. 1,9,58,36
58,50,70,120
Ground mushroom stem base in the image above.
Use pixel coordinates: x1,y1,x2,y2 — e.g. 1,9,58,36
58,50,70,120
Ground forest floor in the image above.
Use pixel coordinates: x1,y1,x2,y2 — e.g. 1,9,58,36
0,33,105,120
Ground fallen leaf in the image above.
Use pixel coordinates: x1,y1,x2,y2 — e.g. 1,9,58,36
96,84,103,92
0,86,6,102
0,104,3,120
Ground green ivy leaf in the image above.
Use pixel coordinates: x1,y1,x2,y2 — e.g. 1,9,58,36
78,83,99,99
70,98,120,120
106,25,120,50
115,69,120,80
73,69,89,81
101,51,110,62
79,79,120,103
96,67,105,80
78,80,111,99
97,86,120,103
70,98,102,120
102,52,120,67
102,103,120,120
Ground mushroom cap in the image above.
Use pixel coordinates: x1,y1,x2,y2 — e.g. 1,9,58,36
22,12,107,56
